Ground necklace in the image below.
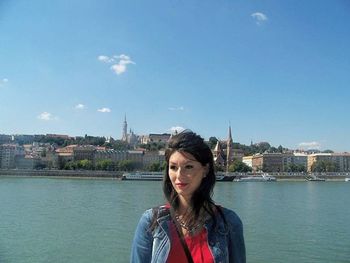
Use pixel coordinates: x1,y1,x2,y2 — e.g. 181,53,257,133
174,213,203,235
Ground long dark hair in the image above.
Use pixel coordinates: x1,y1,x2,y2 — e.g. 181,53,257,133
163,130,216,220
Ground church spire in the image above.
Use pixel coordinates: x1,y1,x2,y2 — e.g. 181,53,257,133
122,114,128,141
226,125,233,172
228,125,233,145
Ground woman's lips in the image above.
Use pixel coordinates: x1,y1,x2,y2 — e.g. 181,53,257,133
176,183,188,189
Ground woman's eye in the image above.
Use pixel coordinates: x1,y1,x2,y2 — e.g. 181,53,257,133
185,165,193,169
169,165,177,170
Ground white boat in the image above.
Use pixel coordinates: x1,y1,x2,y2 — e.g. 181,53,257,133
122,172,235,181
122,172,163,181
235,173,276,182
345,178,350,182
306,175,326,181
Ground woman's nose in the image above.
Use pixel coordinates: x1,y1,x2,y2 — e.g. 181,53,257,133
176,168,184,178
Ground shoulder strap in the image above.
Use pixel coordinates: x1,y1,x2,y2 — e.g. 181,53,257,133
152,206,194,263
170,209,194,263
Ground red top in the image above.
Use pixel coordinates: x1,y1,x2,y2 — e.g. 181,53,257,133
167,221,214,263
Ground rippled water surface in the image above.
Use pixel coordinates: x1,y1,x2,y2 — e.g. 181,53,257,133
0,177,349,262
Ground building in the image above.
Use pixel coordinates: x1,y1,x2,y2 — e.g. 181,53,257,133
140,133,171,144
95,149,128,163
0,134,11,144
283,153,308,172
121,115,128,142
0,144,17,169
307,153,350,172
143,150,165,167
242,156,253,168
213,141,225,168
55,145,75,168
73,145,96,162
252,153,284,172
120,115,139,147
212,126,244,171
15,155,40,169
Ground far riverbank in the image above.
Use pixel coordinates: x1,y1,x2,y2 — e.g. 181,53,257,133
1,169,349,181
0,169,124,179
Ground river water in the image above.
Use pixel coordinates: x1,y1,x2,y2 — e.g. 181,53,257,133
0,176,349,262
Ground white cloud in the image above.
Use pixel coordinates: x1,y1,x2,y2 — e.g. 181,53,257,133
111,64,127,75
0,78,9,87
98,55,115,63
98,53,135,75
251,12,268,25
168,106,185,111
75,104,86,110
298,141,321,150
37,112,57,121
169,126,186,134
97,107,111,113
115,54,130,60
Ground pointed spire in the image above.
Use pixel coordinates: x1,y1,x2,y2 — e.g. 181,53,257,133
226,124,233,173
122,114,128,141
227,125,233,144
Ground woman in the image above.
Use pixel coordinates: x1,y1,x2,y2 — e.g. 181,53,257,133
131,131,246,263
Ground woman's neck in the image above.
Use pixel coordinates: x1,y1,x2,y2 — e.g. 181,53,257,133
178,195,192,215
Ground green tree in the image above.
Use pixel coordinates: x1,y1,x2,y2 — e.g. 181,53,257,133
228,160,252,173
311,160,339,172
214,164,224,172
285,163,306,172
118,160,137,171
208,137,218,149
96,159,115,171
77,159,94,170
63,161,77,170
277,145,283,153
147,162,162,172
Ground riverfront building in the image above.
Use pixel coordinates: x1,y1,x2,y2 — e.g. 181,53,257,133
0,144,17,169
307,153,350,172
242,156,253,168
248,152,308,172
283,153,308,172
251,153,284,172
139,133,171,144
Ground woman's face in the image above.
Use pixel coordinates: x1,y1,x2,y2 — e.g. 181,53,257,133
168,151,208,201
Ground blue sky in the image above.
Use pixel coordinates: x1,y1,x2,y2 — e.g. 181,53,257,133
1,1,349,152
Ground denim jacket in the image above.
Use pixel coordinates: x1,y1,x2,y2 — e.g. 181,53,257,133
130,205,246,263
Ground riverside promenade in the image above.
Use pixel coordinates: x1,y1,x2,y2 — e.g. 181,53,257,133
0,169,349,181
0,169,124,179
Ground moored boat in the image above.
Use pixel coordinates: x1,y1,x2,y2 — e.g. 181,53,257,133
122,172,163,181
306,175,326,181
216,173,235,182
345,178,350,182
235,173,276,182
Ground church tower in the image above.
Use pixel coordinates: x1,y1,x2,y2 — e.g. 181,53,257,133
226,125,234,172
122,114,128,142
213,141,225,168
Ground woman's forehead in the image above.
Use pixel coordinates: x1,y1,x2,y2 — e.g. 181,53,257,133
169,151,197,162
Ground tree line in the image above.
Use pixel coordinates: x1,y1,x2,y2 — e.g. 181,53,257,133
60,159,165,172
